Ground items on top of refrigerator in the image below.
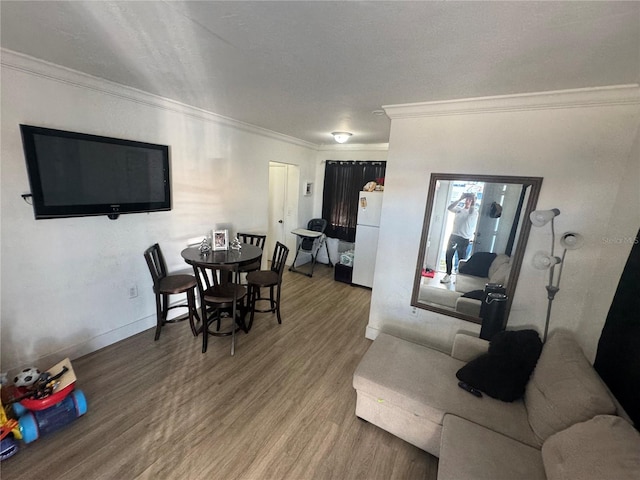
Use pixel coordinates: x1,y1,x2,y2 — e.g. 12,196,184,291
363,181,377,191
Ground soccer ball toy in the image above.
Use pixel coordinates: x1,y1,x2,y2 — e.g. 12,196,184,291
13,367,41,387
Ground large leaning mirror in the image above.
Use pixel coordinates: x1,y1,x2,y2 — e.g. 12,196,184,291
411,173,543,325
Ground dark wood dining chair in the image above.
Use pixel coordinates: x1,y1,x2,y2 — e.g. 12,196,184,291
236,233,267,282
144,243,199,341
246,242,289,330
192,262,247,355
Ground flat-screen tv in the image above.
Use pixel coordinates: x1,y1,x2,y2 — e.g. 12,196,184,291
20,125,171,219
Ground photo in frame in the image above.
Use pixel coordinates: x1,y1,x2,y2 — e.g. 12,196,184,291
213,229,229,251
304,182,313,196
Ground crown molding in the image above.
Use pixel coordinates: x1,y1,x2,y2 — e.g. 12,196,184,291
383,84,640,119
1,49,317,149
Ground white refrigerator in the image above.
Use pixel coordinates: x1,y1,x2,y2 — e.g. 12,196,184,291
352,191,383,288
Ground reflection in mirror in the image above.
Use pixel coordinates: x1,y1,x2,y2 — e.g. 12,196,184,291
412,174,543,325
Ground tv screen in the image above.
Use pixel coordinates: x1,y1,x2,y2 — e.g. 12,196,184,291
20,125,171,219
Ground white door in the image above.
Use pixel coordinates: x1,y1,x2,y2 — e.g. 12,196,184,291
268,163,286,260
268,162,299,264
473,182,503,253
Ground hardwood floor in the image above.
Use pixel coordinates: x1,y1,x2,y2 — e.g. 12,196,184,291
2,265,438,480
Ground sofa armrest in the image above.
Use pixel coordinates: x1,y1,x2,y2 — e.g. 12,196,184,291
455,274,488,293
451,334,489,362
455,297,482,317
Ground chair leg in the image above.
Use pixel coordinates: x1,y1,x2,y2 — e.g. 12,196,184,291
187,288,198,337
202,304,209,353
275,285,283,324
162,293,169,325
154,293,163,341
248,285,258,331
231,303,236,356
269,286,276,313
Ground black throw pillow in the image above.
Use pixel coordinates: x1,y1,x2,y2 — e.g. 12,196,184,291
461,289,485,300
456,329,543,402
458,252,497,277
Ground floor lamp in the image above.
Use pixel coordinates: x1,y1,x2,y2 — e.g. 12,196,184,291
530,209,584,341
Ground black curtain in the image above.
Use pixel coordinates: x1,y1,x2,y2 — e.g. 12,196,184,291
321,161,386,242
595,228,640,429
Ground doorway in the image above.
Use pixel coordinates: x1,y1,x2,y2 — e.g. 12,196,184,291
268,162,299,264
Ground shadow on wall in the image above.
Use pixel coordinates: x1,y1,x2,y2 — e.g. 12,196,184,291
1,322,94,378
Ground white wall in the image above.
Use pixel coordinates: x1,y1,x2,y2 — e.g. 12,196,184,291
0,51,392,373
0,51,321,372
369,86,640,361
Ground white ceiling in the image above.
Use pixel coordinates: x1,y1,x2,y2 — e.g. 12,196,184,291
2,1,639,145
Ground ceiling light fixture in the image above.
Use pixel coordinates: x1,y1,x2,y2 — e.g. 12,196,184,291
332,132,352,143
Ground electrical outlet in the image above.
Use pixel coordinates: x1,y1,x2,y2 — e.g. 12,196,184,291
128,284,138,299
410,307,418,317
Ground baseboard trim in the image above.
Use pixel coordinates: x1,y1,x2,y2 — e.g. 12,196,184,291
365,325,380,341
5,314,156,375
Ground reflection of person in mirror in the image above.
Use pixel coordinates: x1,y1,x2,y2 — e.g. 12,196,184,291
441,193,478,284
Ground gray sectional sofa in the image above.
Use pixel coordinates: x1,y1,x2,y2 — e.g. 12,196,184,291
418,254,511,316
353,330,640,479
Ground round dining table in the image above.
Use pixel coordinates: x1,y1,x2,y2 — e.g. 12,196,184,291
181,243,263,336
181,243,263,268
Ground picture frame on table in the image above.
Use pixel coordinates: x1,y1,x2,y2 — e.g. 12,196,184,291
213,229,229,251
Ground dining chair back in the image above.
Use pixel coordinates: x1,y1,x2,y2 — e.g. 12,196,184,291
144,243,199,341
246,242,289,330
192,262,247,355
236,233,267,282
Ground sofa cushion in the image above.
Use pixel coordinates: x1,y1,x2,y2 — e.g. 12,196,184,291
455,296,482,316
488,261,511,286
451,333,489,362
487,253,510,278
353,333,539,448
418,285,462,308
525,331,617,443
456,329,542,402
439,415,546,480
541,415,640,480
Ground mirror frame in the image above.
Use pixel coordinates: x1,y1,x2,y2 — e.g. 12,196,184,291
411,173,543,325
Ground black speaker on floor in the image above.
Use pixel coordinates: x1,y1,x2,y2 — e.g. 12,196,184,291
479,283,508,341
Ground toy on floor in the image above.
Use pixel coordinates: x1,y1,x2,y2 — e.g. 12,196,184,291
9,358,88,445
13,367,41,388
421,268,435,278
14,390,87,444
0,397,20,461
